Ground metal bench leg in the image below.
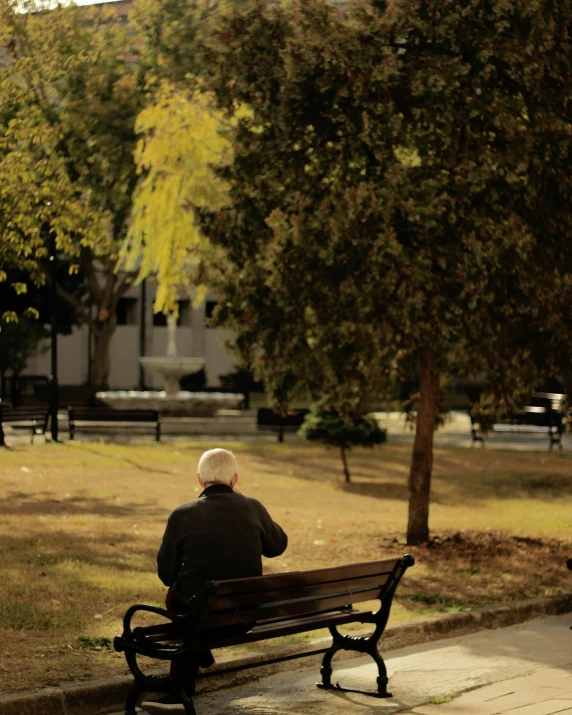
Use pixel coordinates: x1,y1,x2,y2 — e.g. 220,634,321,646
124,683,141,715
180,690,197,715
317,646,336,690
317,626,391,698
371,649,391,697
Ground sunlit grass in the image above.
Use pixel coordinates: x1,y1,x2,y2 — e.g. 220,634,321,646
0,440,571,692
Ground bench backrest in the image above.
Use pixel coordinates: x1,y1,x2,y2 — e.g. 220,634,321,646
0,405,49,423
256,408,309,429
202,556,412,629
68,407,159,422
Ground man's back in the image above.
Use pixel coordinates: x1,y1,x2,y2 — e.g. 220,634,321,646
158,483,288,604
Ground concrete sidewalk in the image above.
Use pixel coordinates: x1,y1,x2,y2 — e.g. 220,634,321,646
108,613,572,715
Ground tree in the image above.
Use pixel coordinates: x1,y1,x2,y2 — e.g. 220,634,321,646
300,398,386,483
0,0,147,386
118,81,245,315
130,0,572,544
198,0,571,545
0,314,48,383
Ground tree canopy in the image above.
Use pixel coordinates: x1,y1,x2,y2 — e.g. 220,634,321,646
195,0,572,543
119,81,248,315
0,0,145,385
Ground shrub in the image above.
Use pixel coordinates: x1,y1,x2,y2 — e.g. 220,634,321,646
300,398,386,482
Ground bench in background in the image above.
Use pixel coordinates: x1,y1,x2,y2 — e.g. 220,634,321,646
470,392,567,451
68,407,161,442
256,408,309,442
0,405,50,446
114,555,414,715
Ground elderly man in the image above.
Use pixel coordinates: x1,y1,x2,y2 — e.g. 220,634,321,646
158,447,288,610
143,448,288,713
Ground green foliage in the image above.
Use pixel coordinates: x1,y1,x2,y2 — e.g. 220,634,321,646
74,636,112,650
300,398,386,451
0,0,146,384
300,397,386,481
192,0,572,540
0,314,48,377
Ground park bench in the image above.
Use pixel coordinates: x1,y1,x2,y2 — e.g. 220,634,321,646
470,392,566,451
256,408,309,442
114,554,414,715
67,407,161,442
0,404,50,446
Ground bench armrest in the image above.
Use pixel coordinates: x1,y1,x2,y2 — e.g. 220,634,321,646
115,598,200,659
121,599,199,634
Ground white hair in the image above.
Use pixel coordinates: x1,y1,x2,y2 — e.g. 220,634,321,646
198,448,239,486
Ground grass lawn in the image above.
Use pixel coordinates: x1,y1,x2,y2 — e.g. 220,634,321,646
0,440,571,694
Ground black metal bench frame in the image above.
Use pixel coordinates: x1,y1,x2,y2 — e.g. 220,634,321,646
68,407,161,442
114,555,414,715
0,405,50,446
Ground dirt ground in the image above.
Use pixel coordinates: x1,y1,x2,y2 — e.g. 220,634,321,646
0,440,570,694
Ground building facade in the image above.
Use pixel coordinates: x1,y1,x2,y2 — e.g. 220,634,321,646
21,281,238,389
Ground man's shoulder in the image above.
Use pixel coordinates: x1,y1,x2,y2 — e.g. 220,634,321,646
168,493,268,517
168,500,198,518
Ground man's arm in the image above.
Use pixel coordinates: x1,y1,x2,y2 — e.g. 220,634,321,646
258,504,288,557
157,521,180,587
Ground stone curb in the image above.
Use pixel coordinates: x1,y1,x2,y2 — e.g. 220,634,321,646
1,593,570,715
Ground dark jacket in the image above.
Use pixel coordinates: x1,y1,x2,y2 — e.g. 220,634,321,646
157,484,288,604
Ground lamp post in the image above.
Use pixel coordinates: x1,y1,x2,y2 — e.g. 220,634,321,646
49,236,59,441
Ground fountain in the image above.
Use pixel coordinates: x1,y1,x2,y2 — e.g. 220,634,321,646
97,315,244,416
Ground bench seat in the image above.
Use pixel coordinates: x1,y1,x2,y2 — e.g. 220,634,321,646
114,555,414,715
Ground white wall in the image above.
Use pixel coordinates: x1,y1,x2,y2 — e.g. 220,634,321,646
22,324,90,384
205,328,238,387
108,325,140,390
20,287,239,389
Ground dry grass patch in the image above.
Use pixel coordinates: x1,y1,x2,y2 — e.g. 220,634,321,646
0,440,570,694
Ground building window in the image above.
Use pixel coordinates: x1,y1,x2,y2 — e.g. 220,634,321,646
179,300,192,327
153,312,168,327
205,301,218,325
153,301,190,327
116,298,138,326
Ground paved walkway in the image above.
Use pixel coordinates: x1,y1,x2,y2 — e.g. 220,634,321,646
108,614,572,715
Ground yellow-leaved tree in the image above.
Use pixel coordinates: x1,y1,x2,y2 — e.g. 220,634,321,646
120,82,248,315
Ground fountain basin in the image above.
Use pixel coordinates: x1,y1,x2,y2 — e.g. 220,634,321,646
96,390,244,417
140,356,206,396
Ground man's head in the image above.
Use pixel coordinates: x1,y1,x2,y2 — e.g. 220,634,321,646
197,448,239,489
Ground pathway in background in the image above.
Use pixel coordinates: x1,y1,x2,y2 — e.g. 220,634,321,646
3,409,572,449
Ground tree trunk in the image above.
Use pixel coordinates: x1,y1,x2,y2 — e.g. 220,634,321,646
91,315,117,388
407,347,440,545
341,445,351,482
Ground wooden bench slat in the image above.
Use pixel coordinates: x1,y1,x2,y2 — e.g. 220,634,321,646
209,572,394,612
201,608,372,649
142,608,370,651
212,558,399,596
202,585,384,629
70,410,159,421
